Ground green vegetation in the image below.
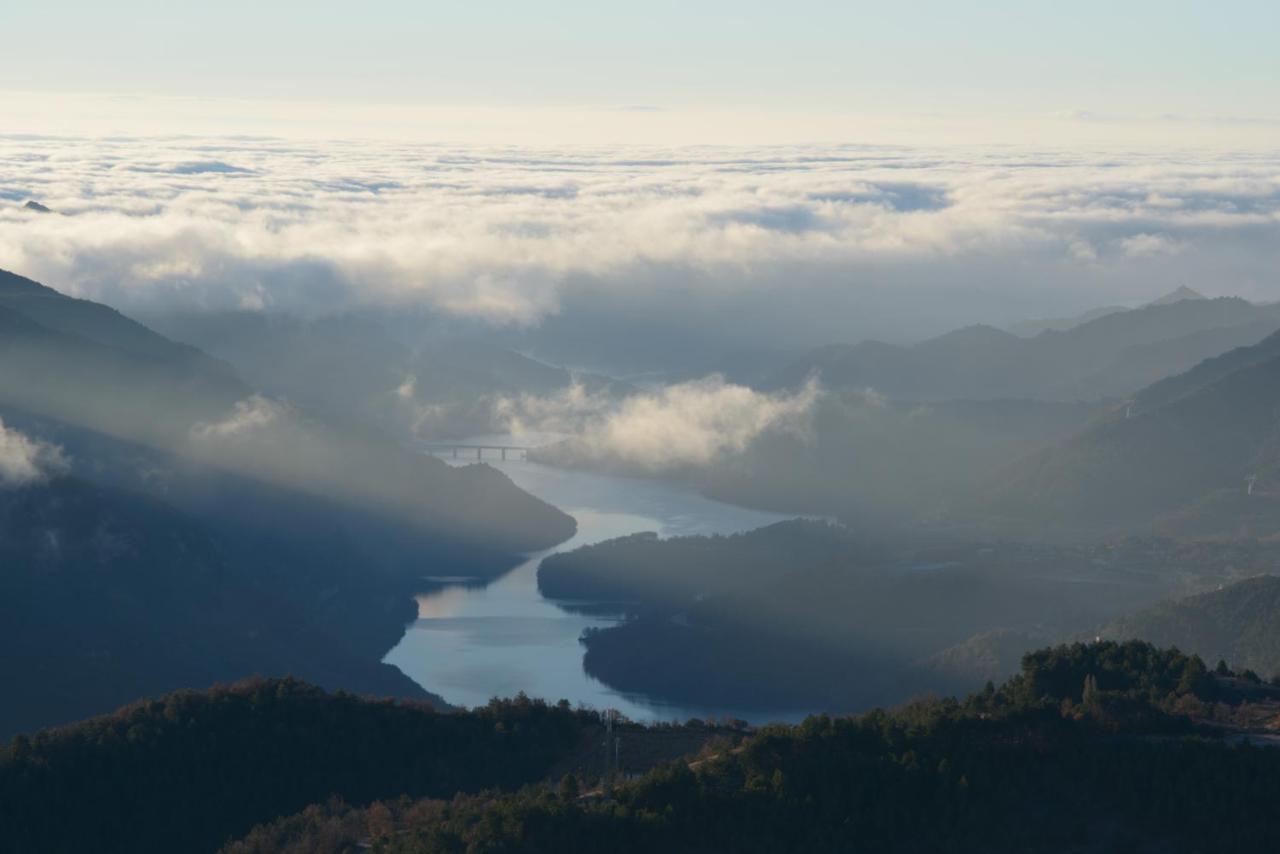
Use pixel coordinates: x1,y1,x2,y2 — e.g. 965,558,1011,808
8,638,1280,854
540,521,1228,711
226,641,1280,854
0,679,597,854
979,329,1280,534
0,268,577,737
1104,576,1280,679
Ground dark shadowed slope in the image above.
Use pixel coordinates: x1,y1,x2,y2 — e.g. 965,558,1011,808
1103,576,1280,678
0,269,575,736
0,269,237,378
0,473,438,736
0,268,574,552
0,679,597,854
537,520,1189,711
226,642,1280,854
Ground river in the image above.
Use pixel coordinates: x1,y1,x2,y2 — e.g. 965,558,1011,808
383,437,812,724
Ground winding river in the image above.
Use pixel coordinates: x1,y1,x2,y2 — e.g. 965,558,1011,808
384,436,811,723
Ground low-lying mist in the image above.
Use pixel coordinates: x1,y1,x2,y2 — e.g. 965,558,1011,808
0,416,67,487
505,376,821,472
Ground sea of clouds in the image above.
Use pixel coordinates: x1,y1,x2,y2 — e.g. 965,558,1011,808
3,135,1278,474
2,135,1278,346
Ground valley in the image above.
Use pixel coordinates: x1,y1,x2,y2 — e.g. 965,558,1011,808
4,71,1280,849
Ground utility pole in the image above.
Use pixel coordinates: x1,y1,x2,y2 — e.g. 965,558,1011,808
602,709,621,796
603,710,614,796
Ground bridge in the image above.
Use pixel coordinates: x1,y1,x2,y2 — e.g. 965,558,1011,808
419,443,532,461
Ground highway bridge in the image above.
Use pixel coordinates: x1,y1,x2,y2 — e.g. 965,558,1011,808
419,443,532,461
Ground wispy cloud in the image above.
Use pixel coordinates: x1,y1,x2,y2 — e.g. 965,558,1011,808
190,394,287,441
0,418,68,487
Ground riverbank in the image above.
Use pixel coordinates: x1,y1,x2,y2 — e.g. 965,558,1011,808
383,443,809,722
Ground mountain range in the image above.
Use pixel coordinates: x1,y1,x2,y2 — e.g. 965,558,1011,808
977,326,1280,533
0,268,575,737
763,290,1280,402
151,309,628,441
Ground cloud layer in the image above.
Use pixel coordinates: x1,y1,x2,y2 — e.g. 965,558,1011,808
0,418,68,488
1,135,1278,346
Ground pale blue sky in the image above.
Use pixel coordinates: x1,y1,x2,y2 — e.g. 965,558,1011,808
7,0,1279,118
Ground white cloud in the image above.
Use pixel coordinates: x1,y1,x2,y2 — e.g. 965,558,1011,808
527,376,821,472
0,135,1278,341
190,395,287,441
1118,232,1184,258
395,375,417,400
494,382,617,437
0,418,68,487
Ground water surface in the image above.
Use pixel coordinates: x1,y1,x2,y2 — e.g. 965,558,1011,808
384,440,811,723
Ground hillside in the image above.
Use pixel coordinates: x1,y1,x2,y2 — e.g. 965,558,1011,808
537,521,1200,711
0,462,466,736
0,269,576,735
0,679,600,854
1103,576,1280,678
0,268,574,551
8,642,1280,853
225,642,1280,854
1007,304,1128,337
152,309,628,440
976,330,1280,533
693,393,1101,523
0,269,237,375
766,296,1280,402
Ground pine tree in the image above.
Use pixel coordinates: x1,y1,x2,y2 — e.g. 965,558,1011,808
558,774,580,800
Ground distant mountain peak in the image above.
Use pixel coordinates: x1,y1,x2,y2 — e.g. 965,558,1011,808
22,200,52,214
1146,285,1206,307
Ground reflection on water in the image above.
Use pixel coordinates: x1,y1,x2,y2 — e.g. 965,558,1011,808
384,442,811,723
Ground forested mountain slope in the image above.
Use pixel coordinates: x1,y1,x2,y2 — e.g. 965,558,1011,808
226,642,1280,854
0,269,575,736
1103,576,1280,678
0,680,598,854
975,330,1280,533
0,268,574,551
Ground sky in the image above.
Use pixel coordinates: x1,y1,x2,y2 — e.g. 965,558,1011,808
5,1,1280,143
1,2,1278,356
